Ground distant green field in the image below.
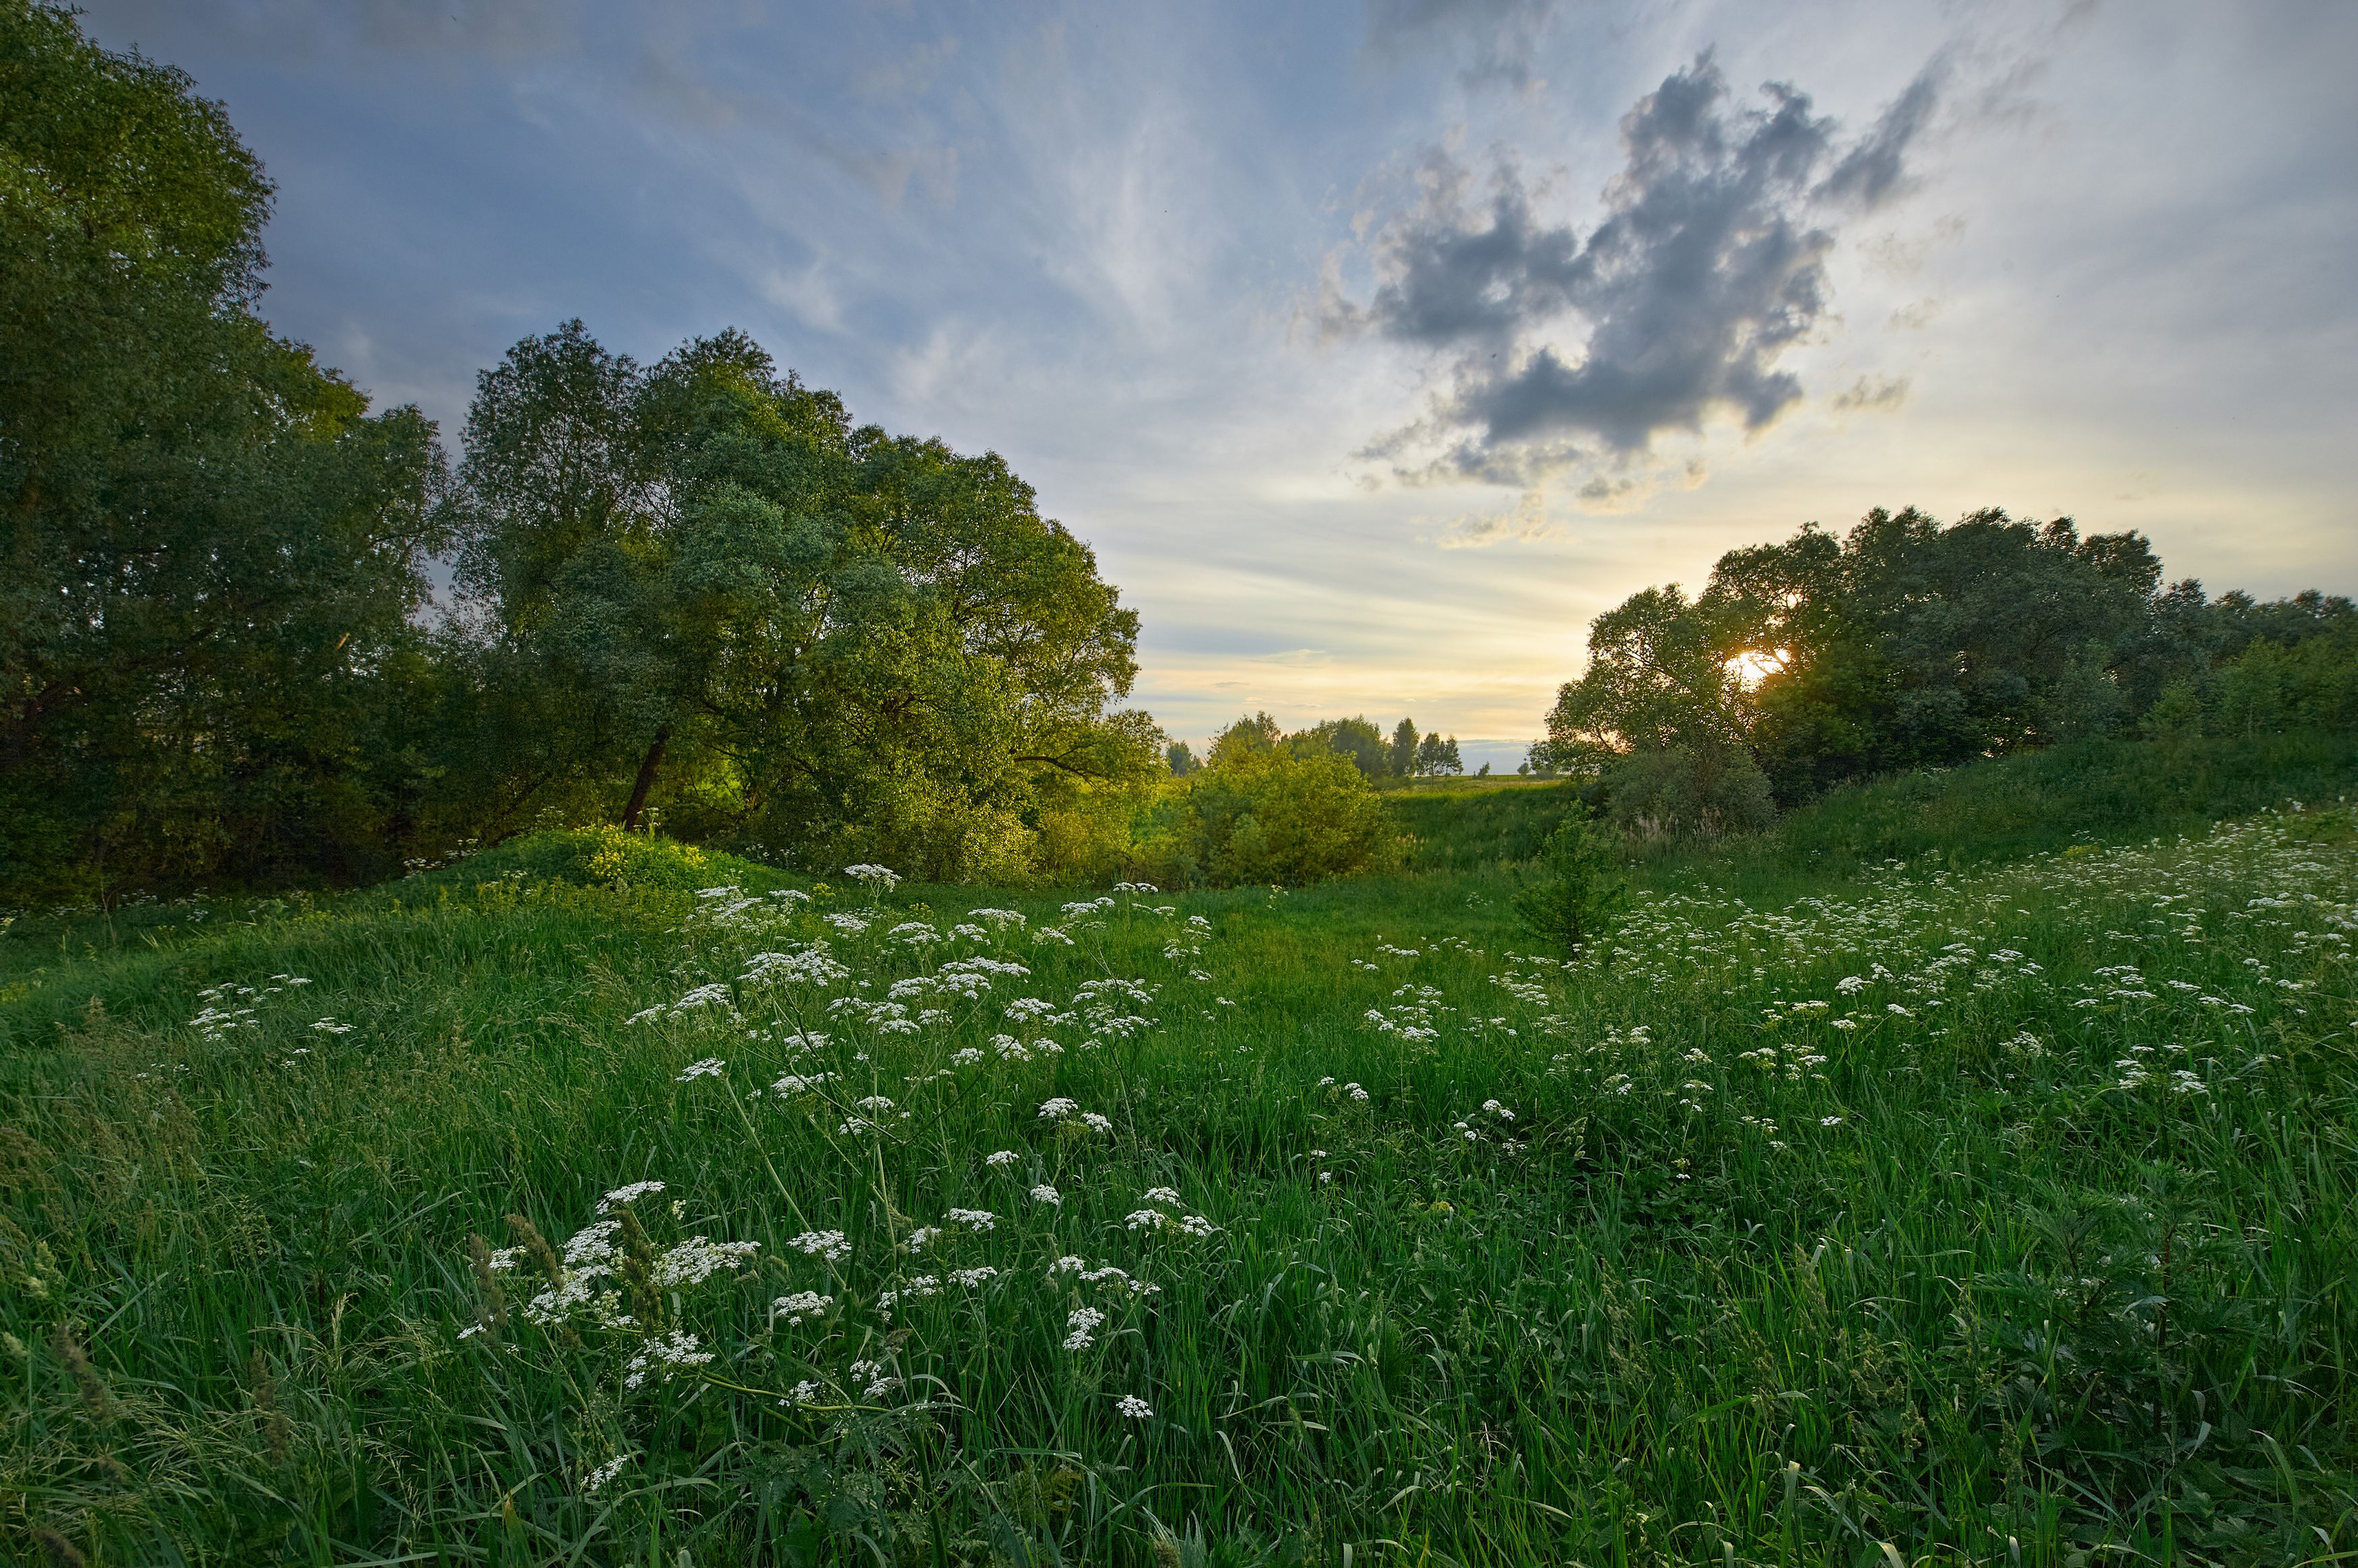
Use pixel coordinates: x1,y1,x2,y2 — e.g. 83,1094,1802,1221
5,743,2356,1565
1390,733,2358,886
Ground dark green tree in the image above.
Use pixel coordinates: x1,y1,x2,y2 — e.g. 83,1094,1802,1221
449,323,1159,880
1289,715,1388,777
1511,802,1626,961
1389,717,1419,778
1413,731,1463,776
1,1,445,899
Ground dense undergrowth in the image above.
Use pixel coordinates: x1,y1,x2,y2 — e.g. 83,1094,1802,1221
3,744,2356,1565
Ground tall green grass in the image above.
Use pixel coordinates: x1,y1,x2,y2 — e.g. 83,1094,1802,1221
3,752,2355,1565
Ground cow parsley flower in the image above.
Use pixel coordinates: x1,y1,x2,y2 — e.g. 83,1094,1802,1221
791,1230,851,1263
596,1181,666,1214
651,1236,759,1286
772,1291,832,1324
1116,1394,1153,1419
1063,1307,1106,1350
676,1057,726,1082
623,1329,713,1390
985,1149,1019,1167
1142,1187,1181,1206
1030,1184,1062,1206
945,1208,996,1231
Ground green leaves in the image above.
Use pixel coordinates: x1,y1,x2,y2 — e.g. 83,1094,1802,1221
1,3,445,901
443,322,1158,882
1509,803,1626,960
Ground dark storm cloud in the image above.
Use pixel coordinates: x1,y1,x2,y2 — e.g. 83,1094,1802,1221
1335,53,1940,484
1322,154,1589,349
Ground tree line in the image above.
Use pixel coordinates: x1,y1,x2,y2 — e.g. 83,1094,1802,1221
1541,507,2358,838
1,5,1156,903
1168,715,1465,781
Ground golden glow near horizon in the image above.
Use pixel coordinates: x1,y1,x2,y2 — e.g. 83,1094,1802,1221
1725,649,1791,688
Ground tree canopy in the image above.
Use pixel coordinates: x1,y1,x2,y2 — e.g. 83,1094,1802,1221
1544,507,2358,830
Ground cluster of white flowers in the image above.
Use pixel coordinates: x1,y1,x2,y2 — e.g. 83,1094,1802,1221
849,1357,901,1400
772,1291,832,1324
627,981,738,1025
1062,1306,1106,1350
675,1057,726,1082
597,1181,666,1214
623,1328,713,1390
841,863,901,890
740,946,850,988
651,1236,759,1287
581,1454,633,1493
791,1230,851,1263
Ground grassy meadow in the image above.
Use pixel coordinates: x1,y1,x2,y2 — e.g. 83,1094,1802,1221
4,739,2357,1566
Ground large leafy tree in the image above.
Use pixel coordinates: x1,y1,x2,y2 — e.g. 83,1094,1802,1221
1547,507,2182,808
1,1,444,898
451,323,1159,880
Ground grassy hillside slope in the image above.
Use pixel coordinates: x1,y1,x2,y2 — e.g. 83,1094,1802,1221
3,747,2355,1565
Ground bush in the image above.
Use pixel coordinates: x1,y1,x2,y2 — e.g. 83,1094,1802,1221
1602,746,1777,841
1511,802,1627,960
1132,748,1395,887
429,826,771,894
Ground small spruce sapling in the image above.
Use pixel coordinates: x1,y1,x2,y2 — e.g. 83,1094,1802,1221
1512,802,1626,961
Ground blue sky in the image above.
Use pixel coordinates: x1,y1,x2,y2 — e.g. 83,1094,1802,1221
81,0,2358,770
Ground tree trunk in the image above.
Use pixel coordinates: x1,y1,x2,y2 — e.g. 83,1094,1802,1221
621,725,670,831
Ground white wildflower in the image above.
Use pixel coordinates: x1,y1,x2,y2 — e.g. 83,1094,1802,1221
596,1181,666,1214
791,1230,851,1263
772,1291,832,1324
1063,1306,1106,1350
623,1329,712,1390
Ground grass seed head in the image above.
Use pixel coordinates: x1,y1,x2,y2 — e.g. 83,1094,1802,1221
51,1324,115,1425
33,1527,87,1568
465,1233,509,1345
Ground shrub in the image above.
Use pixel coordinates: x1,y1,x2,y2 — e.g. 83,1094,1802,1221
435,827,754,892
1133,748,1395,887
1602,746,1776,841
1510,802,1627,960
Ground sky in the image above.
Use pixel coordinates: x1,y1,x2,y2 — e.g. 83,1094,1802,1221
78,0,2358,771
